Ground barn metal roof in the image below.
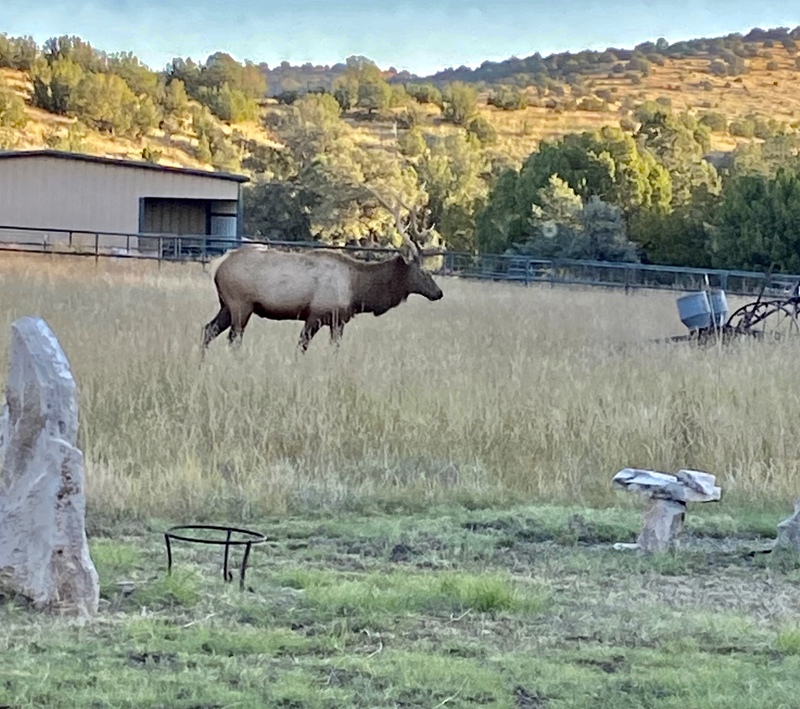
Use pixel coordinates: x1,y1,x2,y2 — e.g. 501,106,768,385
0,149,250,183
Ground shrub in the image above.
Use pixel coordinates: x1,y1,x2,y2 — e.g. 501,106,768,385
699,111,728,132
729,118,755,138
488,86,528,111
709,60,728,76
0,86,27,128
466,116,497,144
577,96,608,112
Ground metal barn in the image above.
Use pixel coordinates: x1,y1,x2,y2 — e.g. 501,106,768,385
0,150,249,256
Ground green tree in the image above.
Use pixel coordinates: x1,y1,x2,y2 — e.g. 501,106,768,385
43,35,105,72
271,93,346,171
358,77,392,114
191,105,240,170
635,107,720,207
397,126,427,158
405,83,442,106
0,34,38,70
163,79,189,115
0,85,27,128
242,178,314,240
200,52,266,98
131,96,160,138
197,82,258,123
166,57,201,95
467,116,497,145
518,129,671,218
708,168,800,272
507,176,639,261
630,188,717,267
267,91,427,244
31,57,84,114
475,169,520,253
699,111,728,132
416,133,488,252
475,127,672,254
331,55,391,114
107,52,162,100
488,86,528,110
581,196,639,261
68,72,139,135
727,134,800,178
441,81,478,126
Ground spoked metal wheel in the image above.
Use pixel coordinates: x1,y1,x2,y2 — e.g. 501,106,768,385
725,300,800,342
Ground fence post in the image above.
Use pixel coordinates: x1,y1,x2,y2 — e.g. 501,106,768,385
94,233,99,265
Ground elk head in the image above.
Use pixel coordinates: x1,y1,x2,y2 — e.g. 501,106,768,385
365,186,441,260
365,185,444,301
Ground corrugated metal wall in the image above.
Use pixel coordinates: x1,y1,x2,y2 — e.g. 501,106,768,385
0,155,241,248
141,198,208,235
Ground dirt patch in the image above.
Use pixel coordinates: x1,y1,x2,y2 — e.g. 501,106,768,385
574,654,628,673
514,685,549,708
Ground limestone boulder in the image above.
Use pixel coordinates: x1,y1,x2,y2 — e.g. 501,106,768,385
0,316,99,616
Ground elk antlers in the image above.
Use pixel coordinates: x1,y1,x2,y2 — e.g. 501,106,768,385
364,185,443,260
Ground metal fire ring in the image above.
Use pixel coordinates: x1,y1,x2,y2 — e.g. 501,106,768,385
164,524,268,590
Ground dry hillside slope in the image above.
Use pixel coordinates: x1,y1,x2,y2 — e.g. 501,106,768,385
1,39,798,171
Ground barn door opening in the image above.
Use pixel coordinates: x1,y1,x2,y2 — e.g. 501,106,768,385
139,197,239,258
139,197,208,258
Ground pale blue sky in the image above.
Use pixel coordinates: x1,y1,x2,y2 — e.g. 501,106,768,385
1,1,798,75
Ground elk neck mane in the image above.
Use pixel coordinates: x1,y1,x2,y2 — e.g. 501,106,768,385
348,254,414,316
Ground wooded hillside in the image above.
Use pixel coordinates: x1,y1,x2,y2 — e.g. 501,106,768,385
2,27,800,271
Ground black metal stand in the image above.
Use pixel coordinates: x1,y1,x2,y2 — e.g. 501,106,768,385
164,524,268,590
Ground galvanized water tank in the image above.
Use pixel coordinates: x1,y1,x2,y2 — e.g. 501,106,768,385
676,291,712,331
708,289,728,327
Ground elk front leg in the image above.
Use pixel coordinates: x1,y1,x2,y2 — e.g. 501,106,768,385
228,306,252,350
298,319,323,353
329,320,345,349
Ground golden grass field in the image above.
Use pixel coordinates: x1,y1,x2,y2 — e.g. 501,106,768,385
1,252,797,527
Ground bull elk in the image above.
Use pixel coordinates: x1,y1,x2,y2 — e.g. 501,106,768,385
201,188,444,353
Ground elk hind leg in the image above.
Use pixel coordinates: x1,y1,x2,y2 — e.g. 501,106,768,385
201,305,232,350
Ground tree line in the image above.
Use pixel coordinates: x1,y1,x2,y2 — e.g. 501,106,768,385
3,31,800,273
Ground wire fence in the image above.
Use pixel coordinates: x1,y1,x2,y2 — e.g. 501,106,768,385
1,223,798,298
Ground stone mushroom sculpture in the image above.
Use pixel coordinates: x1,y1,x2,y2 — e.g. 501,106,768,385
612,468,722,553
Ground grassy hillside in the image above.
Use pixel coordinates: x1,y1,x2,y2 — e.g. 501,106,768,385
3,32,800,171
0,67,265,171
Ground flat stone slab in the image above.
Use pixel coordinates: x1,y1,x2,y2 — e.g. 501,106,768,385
613,467,722,503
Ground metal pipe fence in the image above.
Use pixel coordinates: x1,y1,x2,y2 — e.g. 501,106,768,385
1,223,798,298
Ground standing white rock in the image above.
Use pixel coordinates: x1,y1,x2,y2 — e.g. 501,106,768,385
0,316,100,616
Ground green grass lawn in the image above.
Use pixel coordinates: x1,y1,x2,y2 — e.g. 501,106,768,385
2,503,799,709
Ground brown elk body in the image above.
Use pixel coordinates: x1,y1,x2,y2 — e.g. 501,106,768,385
201,243,443,352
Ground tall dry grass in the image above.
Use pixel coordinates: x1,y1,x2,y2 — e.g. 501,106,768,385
0,253,798,524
